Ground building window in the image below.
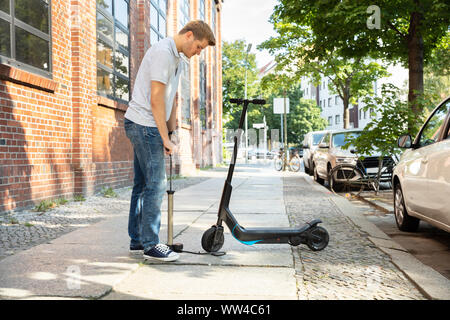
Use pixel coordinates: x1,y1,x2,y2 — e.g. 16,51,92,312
211,1,216,35
179,0,190,125
359,109,362,120
179,0,190,30
328,97,331,107
199,0,205,20
199,58,206,130
150,0,166,44
328,116,332,126
335,114,340,125
0,0,51,76
198,0,206,129
96,0,130,103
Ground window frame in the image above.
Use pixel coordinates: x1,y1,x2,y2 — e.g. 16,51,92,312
199,56,207,130
199,0,205,20
415,98,450,148
178,0,191,125
0,0,52,78
96,0,130,104
150,0,167,44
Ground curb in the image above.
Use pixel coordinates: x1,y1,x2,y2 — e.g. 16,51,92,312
303,175,450,300
355,194,394,214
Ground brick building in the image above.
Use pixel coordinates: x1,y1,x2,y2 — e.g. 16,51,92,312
0,0,223,214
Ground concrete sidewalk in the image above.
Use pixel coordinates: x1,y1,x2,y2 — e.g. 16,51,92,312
0,163,448,300
0,166,297,300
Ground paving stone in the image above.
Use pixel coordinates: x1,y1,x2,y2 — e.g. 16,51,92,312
282,173,425,300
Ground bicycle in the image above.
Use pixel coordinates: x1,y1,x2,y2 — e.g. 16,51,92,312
328,153,397,196
274,148,301,172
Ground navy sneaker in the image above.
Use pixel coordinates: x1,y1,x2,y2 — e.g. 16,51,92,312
143,244,179,262
129,244,144,254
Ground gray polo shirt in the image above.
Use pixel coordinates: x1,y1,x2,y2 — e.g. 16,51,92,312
125,37,181,127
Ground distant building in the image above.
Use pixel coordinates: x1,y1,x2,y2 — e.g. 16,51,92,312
300,63,408,130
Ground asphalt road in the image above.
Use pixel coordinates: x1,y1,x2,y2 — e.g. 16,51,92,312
362,209,450,281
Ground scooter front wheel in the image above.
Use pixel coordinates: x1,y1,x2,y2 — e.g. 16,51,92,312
201,226,224,252
306,226,329,251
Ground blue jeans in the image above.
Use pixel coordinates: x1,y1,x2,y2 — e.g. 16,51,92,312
124,118,166,251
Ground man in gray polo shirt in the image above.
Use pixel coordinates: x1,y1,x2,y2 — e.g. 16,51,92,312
124,21,216,262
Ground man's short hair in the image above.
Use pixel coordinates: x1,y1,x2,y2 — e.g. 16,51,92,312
179,20,216,46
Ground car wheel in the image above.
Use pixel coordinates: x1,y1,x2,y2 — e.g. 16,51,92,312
307,160,314,176
313,163,325,185
304,163,310,175
394,183,420,232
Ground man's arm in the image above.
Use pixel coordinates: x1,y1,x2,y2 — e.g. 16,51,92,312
167,99,178,133
151,80,175,155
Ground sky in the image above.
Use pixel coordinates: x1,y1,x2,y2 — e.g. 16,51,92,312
221,0,278,69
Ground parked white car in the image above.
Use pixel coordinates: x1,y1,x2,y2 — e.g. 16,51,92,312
393,97,450,232
302,130,328,175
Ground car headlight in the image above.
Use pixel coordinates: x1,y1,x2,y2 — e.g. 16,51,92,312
336,157,356,164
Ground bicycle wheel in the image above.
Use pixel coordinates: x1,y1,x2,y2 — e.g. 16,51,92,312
329,164,365,196
274,156,283,171
289,156,301,172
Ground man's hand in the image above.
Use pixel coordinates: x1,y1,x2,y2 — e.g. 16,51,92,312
163,138,176,156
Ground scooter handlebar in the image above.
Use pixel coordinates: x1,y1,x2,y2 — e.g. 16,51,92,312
251,99,266,105
229,98,266,105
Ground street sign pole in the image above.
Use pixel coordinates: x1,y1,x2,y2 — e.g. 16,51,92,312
283,90,288,171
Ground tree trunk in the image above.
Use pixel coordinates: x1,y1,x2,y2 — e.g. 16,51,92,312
408,10,424,124
343,87,350,129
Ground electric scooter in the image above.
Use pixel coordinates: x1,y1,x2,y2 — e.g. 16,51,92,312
201,98,330,253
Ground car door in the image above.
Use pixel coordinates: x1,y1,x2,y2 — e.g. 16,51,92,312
403,98,450,215
316,133,331,177
420,99,450,228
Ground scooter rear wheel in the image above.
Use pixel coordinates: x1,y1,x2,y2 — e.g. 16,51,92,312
201,226,224,252
306,226,329,251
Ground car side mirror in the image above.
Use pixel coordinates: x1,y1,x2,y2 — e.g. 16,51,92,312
318,143,329,149
397,134,412,148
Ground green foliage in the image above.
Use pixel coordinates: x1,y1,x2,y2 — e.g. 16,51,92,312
34,198,68,213
35,200,56,212
258,11,389,128
289,98,328,145
424,31,450,105
272,0,449,66
55,198,68,206
343,84,429,158
101,186,117,198
271,0,450,112
222,40,259,120
74,194,86,202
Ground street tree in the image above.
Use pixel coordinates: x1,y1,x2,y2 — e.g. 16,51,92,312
259,16,389,129
344,84,428,193
289,98,328,145
260,70,326,146
271,0,450,124
222,39,259,127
